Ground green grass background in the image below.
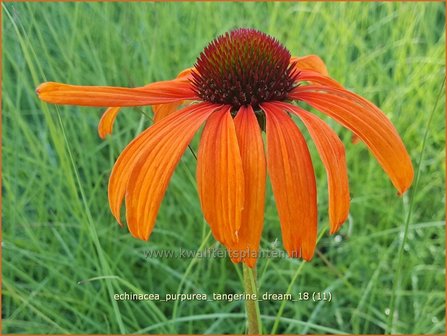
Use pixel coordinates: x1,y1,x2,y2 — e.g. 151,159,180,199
2,1,445,334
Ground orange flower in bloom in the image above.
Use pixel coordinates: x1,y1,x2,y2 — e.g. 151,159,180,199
36,29,413,267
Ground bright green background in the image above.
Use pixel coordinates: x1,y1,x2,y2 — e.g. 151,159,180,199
2,1,445,334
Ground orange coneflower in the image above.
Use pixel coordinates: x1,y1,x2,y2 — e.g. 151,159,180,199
36,28,413,267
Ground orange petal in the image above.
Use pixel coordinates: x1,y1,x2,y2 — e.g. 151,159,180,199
108,102,215,232
175,67,195,80
294,70,343,89
98,69,195,138
152,101,183,123
197,106,245,249
230,105,266,267
261,102,317,261
36,80,197,107
122,103,216,240
151,68,195,122
278,102,350,234
290,55,329,76
291,85,414,194
98,107,121,139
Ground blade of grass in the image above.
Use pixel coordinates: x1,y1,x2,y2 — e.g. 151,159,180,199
386,77,445,333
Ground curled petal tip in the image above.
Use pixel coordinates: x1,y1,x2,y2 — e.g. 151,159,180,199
98,127,108,140
35,82,47,95
98,107,121,139
36,82,56,93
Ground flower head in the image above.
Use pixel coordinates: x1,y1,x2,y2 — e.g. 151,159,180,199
192,28,297,109
36,28,414,267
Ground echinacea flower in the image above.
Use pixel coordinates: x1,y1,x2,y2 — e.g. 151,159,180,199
36,28,413,267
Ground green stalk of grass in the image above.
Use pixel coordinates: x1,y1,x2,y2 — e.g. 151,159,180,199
386,78,445,334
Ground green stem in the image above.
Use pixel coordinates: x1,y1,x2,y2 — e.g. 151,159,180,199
271,226,327,334
243,264,262,334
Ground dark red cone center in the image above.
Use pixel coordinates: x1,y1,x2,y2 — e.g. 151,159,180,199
191,28,297,110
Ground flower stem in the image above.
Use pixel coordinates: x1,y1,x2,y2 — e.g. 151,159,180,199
242,264,262,334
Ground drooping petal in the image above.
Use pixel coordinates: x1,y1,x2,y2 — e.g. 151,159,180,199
290,55,329,76
230,105,266,267
197,107,245,249
36,79,198,107
108,102,215,231
290,86,414,194
277,102,350,234
123,102,217,240
294,70,343,89
151,68,195,122
96,68,195,138
98,107,121,139
261,102,317,260
153,101,183,123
